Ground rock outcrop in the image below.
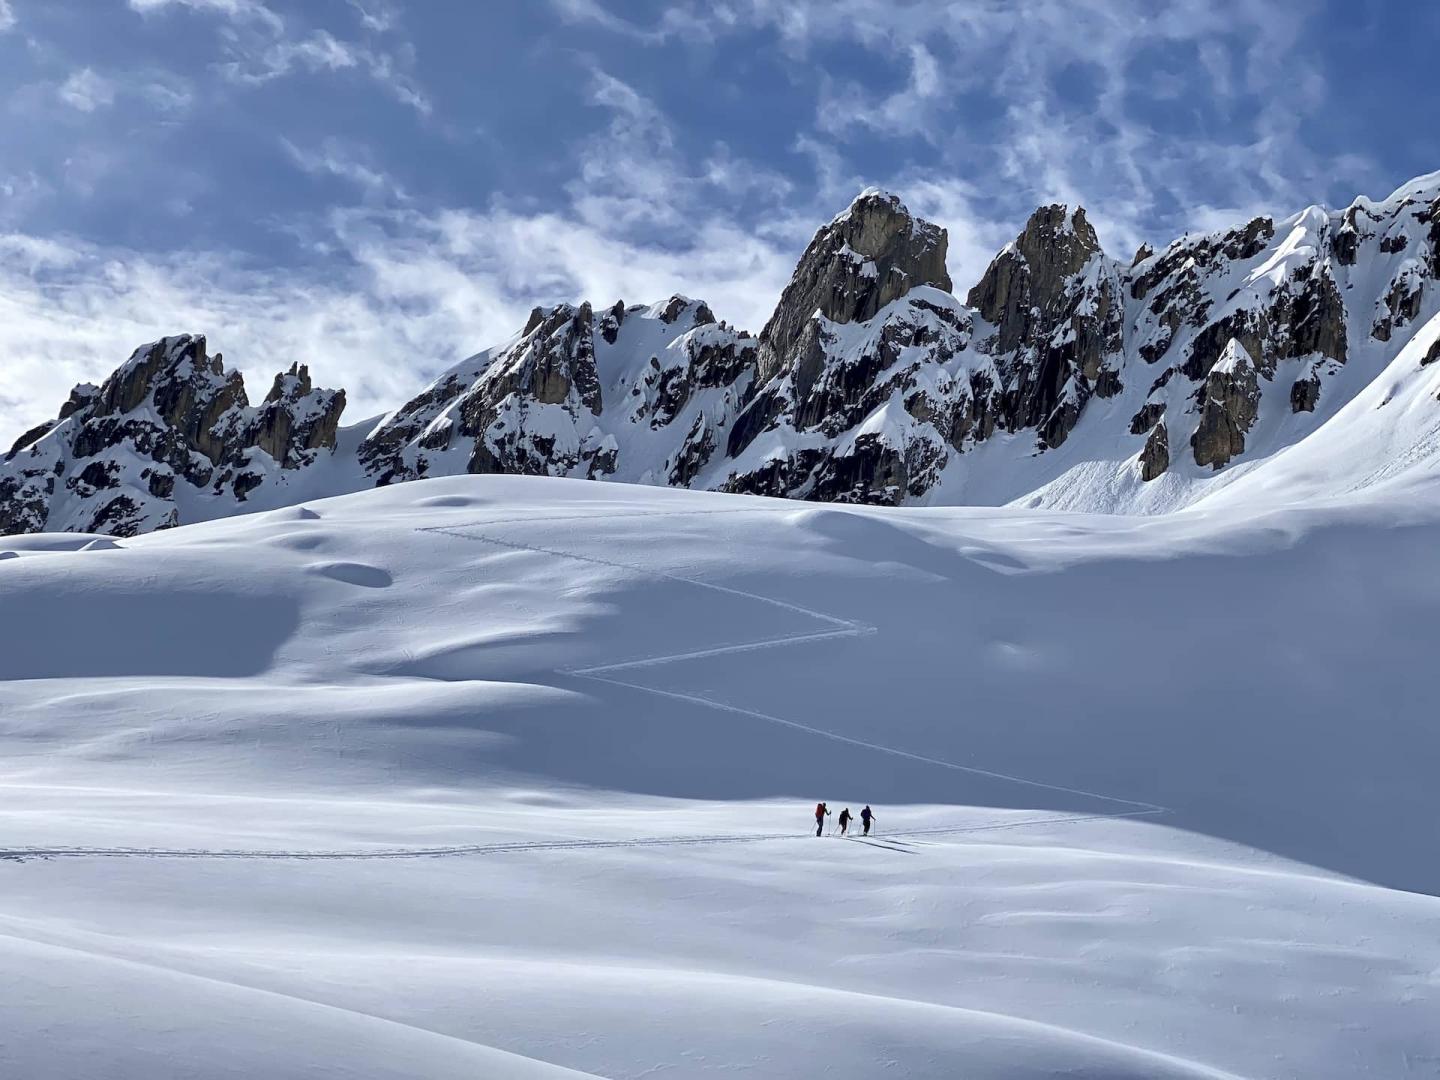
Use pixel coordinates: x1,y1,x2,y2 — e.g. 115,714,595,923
966,205,1124,448
1191,340,1261,469
1140,421,1170,482
752,189,951,389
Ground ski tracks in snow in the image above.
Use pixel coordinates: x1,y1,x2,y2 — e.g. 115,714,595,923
0,508,1169,864
424,510,1168,819
0,811,1161,863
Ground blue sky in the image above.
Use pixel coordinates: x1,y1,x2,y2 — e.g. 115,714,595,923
0,0,1435,442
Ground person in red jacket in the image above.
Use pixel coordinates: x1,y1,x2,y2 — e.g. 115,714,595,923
814,802,830,836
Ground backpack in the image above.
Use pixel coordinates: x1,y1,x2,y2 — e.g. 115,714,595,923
815,803,825,817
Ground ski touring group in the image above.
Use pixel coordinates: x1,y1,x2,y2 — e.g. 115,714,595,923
814,803,874,837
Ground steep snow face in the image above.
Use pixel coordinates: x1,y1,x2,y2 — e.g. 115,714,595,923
1,477,1437,1078
359,295,757,489
0,335,346,536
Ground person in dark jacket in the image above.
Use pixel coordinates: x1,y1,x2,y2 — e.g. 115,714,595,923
838,808,852,835
814,802,830,836
860,805,875,836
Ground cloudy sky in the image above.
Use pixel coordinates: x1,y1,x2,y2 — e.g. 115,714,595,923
0,0,1434,443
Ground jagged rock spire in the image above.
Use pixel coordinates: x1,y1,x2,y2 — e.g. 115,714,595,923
967,204,1104,355
755,189,951,385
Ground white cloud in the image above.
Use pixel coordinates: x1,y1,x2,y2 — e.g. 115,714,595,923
569,66,802,254
0,0,15,32
222,28,359,81
140,75,195,113
57,69,118,112
817,42,946,143
127,0,284,34
130,0,430,115
281,137,404,201
347,0,398,33
550,0,705,44
598,0,1364,256
216,27,431,115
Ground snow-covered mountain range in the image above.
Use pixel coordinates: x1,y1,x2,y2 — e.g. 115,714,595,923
5,172,1439,535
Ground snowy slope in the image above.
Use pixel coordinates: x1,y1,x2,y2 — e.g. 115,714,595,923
2,476,1438,1079
1198,309,1440,507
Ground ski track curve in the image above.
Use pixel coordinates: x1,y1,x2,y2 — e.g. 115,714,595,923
1,509,1169,864
424,511,1168,818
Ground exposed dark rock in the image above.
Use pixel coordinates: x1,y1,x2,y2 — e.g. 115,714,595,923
805,434,910,505
968,205,1102,354
251,363,345,468
1129,402,1166,435
968,204,1124,448
232,470,264,500
1291,371,1322,413
600,300,627,344
1331,206,1363,265
668,413,718,487
659,295,713,326
7,386,101,461
1421,197,1440,275
1372,268,1424,342
75,459,119,493
6,420,57,461
146,469,175,499
8,174,1440,536
752,189,951,389
725,381,790,459
1284,261,1349,364
1191,340,1261,469
1140,421,1169,481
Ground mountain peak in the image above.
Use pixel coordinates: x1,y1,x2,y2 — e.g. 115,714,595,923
1015,204,1103,275
754,190,951,385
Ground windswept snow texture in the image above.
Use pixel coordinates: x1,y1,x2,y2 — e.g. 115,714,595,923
2,477,1439,1079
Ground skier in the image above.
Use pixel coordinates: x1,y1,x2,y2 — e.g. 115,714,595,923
860,805,875,836
837,808,852,836
814,802,830,837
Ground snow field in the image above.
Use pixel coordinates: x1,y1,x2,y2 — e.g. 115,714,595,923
1,475,1438,1078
